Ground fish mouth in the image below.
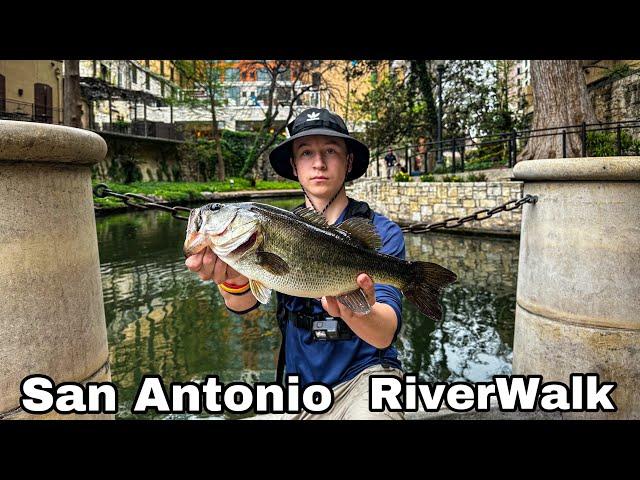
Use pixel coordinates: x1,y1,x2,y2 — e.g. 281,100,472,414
183,232,208,258
230,231,259,256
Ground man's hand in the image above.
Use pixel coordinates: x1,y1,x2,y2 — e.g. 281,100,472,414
185,247,247,285
321,273,398,349
321,273,376,320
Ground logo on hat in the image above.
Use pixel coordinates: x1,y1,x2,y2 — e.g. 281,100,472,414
306,112,320,121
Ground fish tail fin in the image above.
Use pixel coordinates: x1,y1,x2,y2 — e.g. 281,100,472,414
403,261,457,321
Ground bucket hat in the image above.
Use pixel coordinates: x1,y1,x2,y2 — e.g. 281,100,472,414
269,108,369,181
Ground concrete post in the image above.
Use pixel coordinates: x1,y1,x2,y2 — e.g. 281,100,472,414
512,157,640,419
0,120,112,419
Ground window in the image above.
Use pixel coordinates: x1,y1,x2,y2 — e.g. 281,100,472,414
161,82,165,97
312,72,321,89
160,61,164,76
117,68,122,87
277,68,291,81
170,67,174,81
225,86,240,105
100,63,109,81
218,121,226,129
241,71,247,81
34,83,53,123
132,66,137,83
257,68,271,81
276,86,291,103
146,72,150,90
225,68,240,82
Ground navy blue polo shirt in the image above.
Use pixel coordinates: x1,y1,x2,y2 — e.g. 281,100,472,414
276,201,405,388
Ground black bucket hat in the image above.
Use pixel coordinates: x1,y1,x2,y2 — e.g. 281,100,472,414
269,108,370,182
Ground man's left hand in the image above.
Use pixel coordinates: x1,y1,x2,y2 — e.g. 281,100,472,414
321,273,376,320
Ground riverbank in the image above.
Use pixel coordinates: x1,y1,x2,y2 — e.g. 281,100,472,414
93,179,302,214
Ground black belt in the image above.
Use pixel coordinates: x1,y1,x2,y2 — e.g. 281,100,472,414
286,310,355,341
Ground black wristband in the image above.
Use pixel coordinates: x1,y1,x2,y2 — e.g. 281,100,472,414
223,287,252,296
225,300,261,315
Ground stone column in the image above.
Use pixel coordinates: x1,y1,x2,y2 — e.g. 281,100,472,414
512,157,640,419
0,120,112,419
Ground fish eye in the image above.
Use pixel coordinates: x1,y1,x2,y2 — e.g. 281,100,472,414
203,203,222,212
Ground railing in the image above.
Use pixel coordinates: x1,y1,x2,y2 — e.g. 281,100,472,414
0,98,62,124
93,120,185,141
0,98,184,141
369,119,640,177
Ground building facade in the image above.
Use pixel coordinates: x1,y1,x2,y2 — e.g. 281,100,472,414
0,60,64,124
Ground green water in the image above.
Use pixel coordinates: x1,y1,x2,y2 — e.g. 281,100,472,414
96,196,518,419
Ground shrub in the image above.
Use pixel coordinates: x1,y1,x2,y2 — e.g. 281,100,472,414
586,130,640,157
466,172,488,182
394,171,411,182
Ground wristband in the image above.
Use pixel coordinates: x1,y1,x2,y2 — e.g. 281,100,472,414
219,281,250,295
225,300,261,315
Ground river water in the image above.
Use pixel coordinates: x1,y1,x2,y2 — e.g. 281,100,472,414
96,197,519,418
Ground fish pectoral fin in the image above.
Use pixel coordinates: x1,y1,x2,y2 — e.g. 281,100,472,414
256,251,290,275
249,279,272,304
336,288,371,314
336,218,382,251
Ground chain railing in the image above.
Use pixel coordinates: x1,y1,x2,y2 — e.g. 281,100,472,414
94,183,538,233
399,194,537,233
93,183,192,220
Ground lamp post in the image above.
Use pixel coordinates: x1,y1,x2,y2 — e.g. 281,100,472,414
435,60,445,165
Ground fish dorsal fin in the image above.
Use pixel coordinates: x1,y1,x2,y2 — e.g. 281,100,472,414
292,207,329,229
336,218,382,251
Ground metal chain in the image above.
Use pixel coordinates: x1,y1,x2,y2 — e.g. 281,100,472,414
93,183,192,221
400,194,538,233
93,183,538,232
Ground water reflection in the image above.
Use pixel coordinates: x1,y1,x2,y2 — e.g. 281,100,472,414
96,197,519,418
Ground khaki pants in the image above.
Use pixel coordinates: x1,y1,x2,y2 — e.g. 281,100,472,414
281,364,405,420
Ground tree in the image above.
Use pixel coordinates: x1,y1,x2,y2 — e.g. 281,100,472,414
518,60,597,160
173,60,226,180
238,60,335,180
63,60,83,128
354,60,495,143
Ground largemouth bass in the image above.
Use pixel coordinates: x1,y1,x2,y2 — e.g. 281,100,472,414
183,202,457,321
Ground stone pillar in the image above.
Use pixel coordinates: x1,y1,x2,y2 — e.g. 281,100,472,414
512,157,640,419
0,120,112,419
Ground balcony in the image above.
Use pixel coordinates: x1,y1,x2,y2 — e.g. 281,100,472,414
0,98,61,124
93,120,185,141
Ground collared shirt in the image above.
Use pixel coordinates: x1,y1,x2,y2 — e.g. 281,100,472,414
277,199,405,388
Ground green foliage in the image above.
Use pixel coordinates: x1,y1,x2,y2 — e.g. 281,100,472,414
586,131,640,157
177,130,274,180
603,64,632,82
441,174,462,182
420,173,435,182
92,179,299,209
465,172,488,182
394,171,411,182
463,145,509,170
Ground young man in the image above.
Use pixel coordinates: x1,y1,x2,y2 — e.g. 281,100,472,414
185,108,405,419
384,148,398,179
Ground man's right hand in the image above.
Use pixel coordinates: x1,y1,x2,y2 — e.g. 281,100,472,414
185,247,248,285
